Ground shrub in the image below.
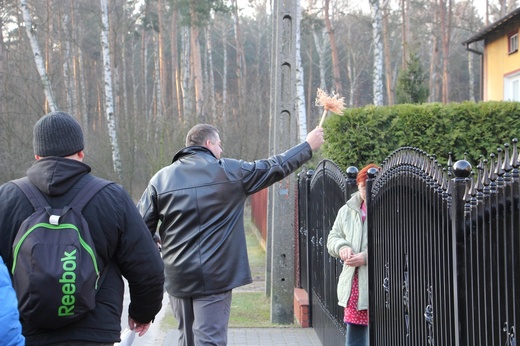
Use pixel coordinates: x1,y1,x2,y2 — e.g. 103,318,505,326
321,101,520,169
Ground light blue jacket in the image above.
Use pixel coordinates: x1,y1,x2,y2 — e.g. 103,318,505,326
326,192,368,309
0,258,24,345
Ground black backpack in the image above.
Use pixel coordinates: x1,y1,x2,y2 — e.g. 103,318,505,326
11,175,111,329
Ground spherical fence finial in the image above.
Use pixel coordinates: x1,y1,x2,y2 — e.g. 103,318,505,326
346,166,358,179
453,160,472,178
367,167,379,179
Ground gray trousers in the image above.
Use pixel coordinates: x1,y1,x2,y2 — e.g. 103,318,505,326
169,290,232,346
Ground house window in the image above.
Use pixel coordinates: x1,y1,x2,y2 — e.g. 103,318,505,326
509,32,518,54
504,72,520,101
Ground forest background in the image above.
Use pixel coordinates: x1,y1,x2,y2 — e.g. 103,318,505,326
0,0,513,198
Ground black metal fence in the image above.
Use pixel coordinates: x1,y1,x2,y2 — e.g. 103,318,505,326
297,160,358,345
297,141,520,346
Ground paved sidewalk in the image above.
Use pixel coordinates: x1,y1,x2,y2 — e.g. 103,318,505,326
161,328,322,346
127,290,322,346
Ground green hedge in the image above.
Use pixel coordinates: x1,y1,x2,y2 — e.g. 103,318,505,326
322,101,520,170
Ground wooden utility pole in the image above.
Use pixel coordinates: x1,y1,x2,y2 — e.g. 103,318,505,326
268,0,299,324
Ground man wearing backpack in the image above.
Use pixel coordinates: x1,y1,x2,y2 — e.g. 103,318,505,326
0,111,165,345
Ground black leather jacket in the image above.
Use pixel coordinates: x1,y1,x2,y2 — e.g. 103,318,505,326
138,142,313,297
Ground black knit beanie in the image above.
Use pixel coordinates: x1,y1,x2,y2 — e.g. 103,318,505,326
33,111,84,157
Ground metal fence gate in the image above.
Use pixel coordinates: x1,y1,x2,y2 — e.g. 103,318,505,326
298,160,357,345
297,141,520,346
368,148,456,345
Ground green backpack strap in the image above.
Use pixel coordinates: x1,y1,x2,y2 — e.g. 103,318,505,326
12,175,113,290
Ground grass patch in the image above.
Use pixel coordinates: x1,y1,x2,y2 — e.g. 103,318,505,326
244,218,265,281
229,292,271,327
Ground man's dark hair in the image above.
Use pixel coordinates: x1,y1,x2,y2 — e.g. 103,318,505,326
185,124,218,147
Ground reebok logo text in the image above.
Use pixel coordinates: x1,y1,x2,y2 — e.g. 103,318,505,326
58,249,77,317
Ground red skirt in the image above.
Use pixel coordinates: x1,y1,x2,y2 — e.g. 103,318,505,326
344,269,368,326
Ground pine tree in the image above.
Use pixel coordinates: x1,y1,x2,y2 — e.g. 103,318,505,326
396,52,429,104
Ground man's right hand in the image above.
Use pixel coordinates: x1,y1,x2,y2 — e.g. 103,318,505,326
128,316,151,337
306,126,325,151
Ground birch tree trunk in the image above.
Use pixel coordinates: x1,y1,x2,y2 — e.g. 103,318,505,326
100,0,122,179
401,0,406,68
222,22,228,120
121,32,129,124
181,26,192,121
108,1,120,124
78,45,88,130
405,0,411,64
500,0,507,17
157,0,167,116
170,0,182,121
370,0,385,106
295,0,307,141
141,1,150,126
189,2,204,122
312,28,328,93
429,0,439,102
468,51,475,101
346,50,356,107
485,0,489,25
21,0,58,112
205,26,216,120
61,10,74,112
383,5,394,105
345,23,359,107
154,35,162,120
232,0,246,117
132,38,141,134
324,0,342,95
71,2,84,123
45,0,53,111
440,0,451,103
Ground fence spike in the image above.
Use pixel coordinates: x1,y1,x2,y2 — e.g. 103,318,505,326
503,143,511,173
482,159,491,195
511,139,519,166
511,139,519,180
496,148,505,186
437,163,444,188
489,153,498,192
464,171,473,202
470,172,478,206
476,159,484,201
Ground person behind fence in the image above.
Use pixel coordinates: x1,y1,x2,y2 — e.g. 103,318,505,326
327,163,380,346
0,111,165,345
0,256,24,346
137,123,325,346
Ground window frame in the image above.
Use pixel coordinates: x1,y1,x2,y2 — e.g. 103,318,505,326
508,31,519,54
504,70,520,101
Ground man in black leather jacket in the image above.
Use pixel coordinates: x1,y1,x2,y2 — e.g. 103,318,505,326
0,112,165,345
137,123,324,345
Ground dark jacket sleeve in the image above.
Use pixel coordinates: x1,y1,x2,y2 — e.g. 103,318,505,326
136,184,160,236
0,182,34,268
239,141,313,195
112,186,165,323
